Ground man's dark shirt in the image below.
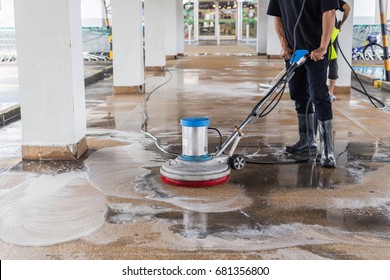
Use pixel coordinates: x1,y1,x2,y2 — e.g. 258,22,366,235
338,0,346,12
267,0,340,51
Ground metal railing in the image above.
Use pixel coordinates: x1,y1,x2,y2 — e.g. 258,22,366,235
1,25,389,62
0,27,111,62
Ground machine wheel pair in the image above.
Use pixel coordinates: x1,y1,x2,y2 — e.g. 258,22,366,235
229,154,246,170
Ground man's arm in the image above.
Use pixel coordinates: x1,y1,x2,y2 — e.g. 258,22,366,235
339,2,351,31
274,17,292,60
310,9,336,61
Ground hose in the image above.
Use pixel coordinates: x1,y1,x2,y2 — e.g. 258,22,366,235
337,39,386,109
140,69,179,157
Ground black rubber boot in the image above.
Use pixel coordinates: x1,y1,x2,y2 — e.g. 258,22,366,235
318,119,336,168
285,113,317,154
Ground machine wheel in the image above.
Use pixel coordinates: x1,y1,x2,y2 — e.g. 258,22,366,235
229,154,246,170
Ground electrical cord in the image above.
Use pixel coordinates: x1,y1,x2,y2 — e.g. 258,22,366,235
335,39,388,152
258,78,287,118
208,127,223,148
305,99,318,162
337,39,386,109
140,70,241,158
140,69,180,157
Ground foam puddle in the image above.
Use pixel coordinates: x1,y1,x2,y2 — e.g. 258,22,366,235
159,219,390,254
146,184,252,213
106,203,173,224
0,172,107,246
0,131,173,247
85,132,165,199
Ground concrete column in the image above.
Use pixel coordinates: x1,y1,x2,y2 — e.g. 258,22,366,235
375,0,381,24
111,0,144,94
164,0,178,60
177,0,185,57
266,16,281,57
144,0,166,72
387,0,390,17
354,0,375,24
237,0,243,41
215,3,220,39
337,0,354,92
194,0,199,41
378,0,389,24
0,0,15,27
81,0,104,26
14,0,87,160
256,0,268,55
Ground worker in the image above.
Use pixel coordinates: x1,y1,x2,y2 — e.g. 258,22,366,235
328,0,351,102
267,0,339,168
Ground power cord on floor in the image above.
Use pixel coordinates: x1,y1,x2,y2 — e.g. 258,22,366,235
337,40,386,109
140,68,179,157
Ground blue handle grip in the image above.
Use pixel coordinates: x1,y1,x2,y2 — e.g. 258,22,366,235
290,49,309,64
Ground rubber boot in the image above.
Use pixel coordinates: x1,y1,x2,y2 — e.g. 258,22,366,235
318,119,336,168
285,113,317,154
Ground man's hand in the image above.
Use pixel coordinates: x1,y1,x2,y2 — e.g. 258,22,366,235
281,46,293,60
274,17,292,60
310,46,327,61
310,9,335,62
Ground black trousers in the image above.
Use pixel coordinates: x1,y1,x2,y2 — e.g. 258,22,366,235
286,57,332,121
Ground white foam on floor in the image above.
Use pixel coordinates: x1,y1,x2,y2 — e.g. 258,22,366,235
85,132,164,198
0,172,107,246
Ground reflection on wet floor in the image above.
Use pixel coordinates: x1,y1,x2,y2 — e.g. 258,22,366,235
92,135,390,244
152,139,390,236
2,57,390,259
13,158,87,175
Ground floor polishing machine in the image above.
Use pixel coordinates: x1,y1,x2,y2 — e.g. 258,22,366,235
160,50,309,187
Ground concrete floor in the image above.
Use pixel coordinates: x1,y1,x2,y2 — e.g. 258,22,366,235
1,55,390,259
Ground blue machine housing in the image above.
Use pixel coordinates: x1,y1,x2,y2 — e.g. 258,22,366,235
180,117,210,127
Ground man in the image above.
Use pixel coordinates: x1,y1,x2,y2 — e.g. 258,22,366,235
328,0,351,101
267,0,339,168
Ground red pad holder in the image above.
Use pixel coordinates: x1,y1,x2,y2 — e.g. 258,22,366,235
160,175,229,188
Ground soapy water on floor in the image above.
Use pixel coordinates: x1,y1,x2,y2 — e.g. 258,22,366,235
0,172,106,246
0,129,390,257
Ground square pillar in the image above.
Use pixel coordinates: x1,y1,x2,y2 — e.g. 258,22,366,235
176,0,185,57
256,0,268,55
111,0,145,94
237,0,243,41
163,0,178,60
144,0,166,72
14,0,87,160
336,0,354,93
266,16,281,57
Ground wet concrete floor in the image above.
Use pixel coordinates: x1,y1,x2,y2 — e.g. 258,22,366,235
1,56,390,259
